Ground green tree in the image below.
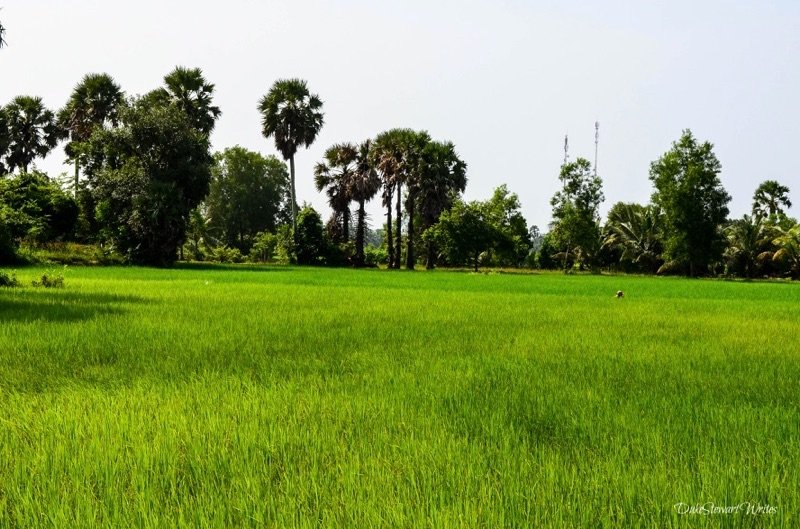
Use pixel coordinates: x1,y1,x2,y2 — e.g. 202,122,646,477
550,157,604,269
152,67,221,136
752,180,791,219
294,204,327,265
258,79,324,237
415,140,467,269
85,97,213,266
649,130,730,276
314,143,356,244
0,170,78,243
482,184,531,267
3,96,62,173
349,139,381,267
58,73,124,193
206,146,289,252
602,202,663,273
423,198,499,272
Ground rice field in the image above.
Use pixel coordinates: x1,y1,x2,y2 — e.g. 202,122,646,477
0,265,798,528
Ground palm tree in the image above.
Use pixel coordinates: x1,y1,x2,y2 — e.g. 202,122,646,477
0,18,6,48
370,129,406,268
401,131,432,270
314,143,356,243
768,224,800,279
3,96,62,173
258,79,324,237
602,203,663,273
349,139,381,267
159,66,220,136
416,140,467,269
58,73,124,193
724,214,769,278
752,180,792,219
0,108,9,175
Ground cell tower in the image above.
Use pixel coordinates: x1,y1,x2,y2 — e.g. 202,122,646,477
594,121,599,177
563,134,569,165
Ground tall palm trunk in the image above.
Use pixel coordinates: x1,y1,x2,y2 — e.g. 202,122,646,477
405,194,415,270
355,199,366,267
342,207,350,243
74,160,80,197
289,155,297,239
394,182,402,269
385,188,394,268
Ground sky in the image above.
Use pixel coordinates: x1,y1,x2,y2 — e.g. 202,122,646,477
1,0,798,230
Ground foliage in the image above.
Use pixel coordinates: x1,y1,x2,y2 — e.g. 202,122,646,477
349,139,381,267
314,143,356,243
58,73,124,192
752,179,791,220
248,231,278,263
209,246,244,264
0,269,18,287
258,79,324,234
31,267,66,288
206,147,289,253
767,223,800,279
549,158,604,269
424,199,499,271
364,244,387,267
149,66,221,136
481,184,530,267
2,96,63,173
415,140,467,269
602,202,663,273
649,130,730,276
294,205,327,265
723,214,770,278
0,170,79,243
85,97,213,266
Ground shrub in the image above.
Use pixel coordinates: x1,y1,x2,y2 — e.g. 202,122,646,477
364,245,388,267
0,270,19,287
209,246,244,264
249,231,278,263
32,267,66,288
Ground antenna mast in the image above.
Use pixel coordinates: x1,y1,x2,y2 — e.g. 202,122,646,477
594,121,599,177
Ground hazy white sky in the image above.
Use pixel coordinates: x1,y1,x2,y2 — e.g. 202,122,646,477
1,0,798,229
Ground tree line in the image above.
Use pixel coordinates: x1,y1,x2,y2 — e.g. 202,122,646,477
0,67,797,278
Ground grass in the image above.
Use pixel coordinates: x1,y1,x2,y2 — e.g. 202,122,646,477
0,264,798,528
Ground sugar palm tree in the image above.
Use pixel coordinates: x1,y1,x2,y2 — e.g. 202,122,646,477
349,139,381,267
158,66,220,136
58,73,124,193
258,79,324,237
3,96,62,173
370,129,406,268
752,180,792,219
0,18,6,48
314,143,356,243
416,140,467,269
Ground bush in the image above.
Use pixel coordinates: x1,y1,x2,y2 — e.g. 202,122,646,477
364,245,388,267
32,267,66,288
0,270,19,287
249,231,278,263
209,246,244,263
0,171,79,243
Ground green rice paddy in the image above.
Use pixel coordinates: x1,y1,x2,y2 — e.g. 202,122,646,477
0,265,797,528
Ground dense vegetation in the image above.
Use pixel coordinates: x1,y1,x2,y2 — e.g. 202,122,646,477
0,60,797,276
